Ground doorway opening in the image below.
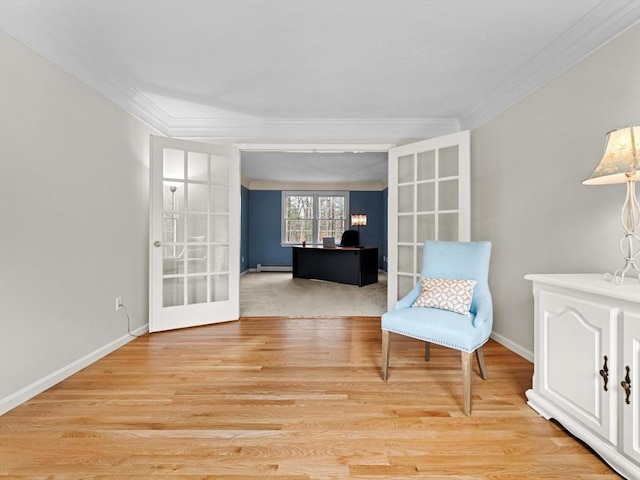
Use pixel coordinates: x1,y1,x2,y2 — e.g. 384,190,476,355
237,142,393,318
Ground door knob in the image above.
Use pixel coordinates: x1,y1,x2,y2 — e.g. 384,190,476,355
154,241,161,247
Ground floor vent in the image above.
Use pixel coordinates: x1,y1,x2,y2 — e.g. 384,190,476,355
256,264,293,272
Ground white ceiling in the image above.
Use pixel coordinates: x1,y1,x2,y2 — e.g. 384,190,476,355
1,0,638,182
241,151,388,184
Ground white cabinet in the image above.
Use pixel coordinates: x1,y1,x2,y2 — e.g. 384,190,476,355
525,274,640,479
622,313,640,465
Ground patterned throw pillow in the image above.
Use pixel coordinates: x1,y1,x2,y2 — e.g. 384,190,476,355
412,277,477,315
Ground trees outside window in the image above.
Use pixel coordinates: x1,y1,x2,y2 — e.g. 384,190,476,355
282,191,349,245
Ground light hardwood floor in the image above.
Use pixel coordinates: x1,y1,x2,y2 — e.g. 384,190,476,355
0,317,618,479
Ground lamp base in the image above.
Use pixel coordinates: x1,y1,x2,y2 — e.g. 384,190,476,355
604,232,640,285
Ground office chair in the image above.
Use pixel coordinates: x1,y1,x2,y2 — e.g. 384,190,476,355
381,240,493,415
340,229,360,247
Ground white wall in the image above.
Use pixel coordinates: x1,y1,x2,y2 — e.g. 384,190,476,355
471,24,640,359
0,32,157,412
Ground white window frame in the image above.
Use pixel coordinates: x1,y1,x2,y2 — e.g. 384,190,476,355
281,191,350,246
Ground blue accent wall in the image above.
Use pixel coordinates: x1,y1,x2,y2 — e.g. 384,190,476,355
382,187,388,272
248,190,291,268
241,185,250,273
349,191,385,268
245,189,387,270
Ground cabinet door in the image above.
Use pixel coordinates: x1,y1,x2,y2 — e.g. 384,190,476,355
622,311,640,463
539,290,617,443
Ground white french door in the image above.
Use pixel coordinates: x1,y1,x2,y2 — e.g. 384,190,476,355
387,131,471,309
149,135,240,332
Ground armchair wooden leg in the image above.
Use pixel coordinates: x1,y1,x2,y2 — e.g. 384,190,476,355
461,351,472,416
382,330,390,381
476,346,488,380
424,341,431,361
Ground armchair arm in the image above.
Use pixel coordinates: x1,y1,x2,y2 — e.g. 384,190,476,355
471,288,493,328
393,280,422,310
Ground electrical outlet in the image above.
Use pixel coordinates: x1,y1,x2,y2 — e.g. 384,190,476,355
115,297,123,311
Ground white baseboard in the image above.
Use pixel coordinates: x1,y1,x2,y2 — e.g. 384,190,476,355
490,331,533,362
256,264,292,272
0,324,148,416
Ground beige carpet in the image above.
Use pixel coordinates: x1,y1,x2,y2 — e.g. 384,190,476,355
240,271,388,317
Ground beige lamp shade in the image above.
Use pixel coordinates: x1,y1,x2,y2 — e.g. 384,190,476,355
583,126,640,185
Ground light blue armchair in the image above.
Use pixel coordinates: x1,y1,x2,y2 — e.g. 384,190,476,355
381,240,493,415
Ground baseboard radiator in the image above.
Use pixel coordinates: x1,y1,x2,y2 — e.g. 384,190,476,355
256,264,292,272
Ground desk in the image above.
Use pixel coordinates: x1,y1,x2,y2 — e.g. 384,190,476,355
292,246,378,287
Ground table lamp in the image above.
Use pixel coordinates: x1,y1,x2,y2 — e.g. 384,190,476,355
351,214,367,232
583,126,640,284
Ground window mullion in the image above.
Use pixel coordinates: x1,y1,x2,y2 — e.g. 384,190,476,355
312,193,319,244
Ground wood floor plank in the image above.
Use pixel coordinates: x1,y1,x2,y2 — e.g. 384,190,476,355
0,317,619,479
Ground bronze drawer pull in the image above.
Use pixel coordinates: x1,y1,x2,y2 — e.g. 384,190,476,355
621,366,632,405
599,355,609,391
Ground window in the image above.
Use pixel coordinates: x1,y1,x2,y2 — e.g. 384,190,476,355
282,191,349,245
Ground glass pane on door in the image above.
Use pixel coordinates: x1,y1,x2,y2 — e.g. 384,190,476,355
439,145,459,177
398,275,416,299
439,179,458,211
187,152,209,181
398,185,413,213
398,154,414,183
163,278,184,307
163,149,184,179
439,213,459,241
417,213,435,241
188,184,209,212
417,150,435,181
187,214,208,241
211,155,229,182
187,276,207,305
210,214,229,243
210,275,229,302
397,245,414,274
398,216,413,243
211,185,229,212
209,245,229,273
161,150,230,308
417,182,435,211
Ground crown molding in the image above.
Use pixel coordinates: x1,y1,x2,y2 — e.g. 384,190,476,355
246,179,386,191
235,142,396,152
460,2,640,130
164,117,459,140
